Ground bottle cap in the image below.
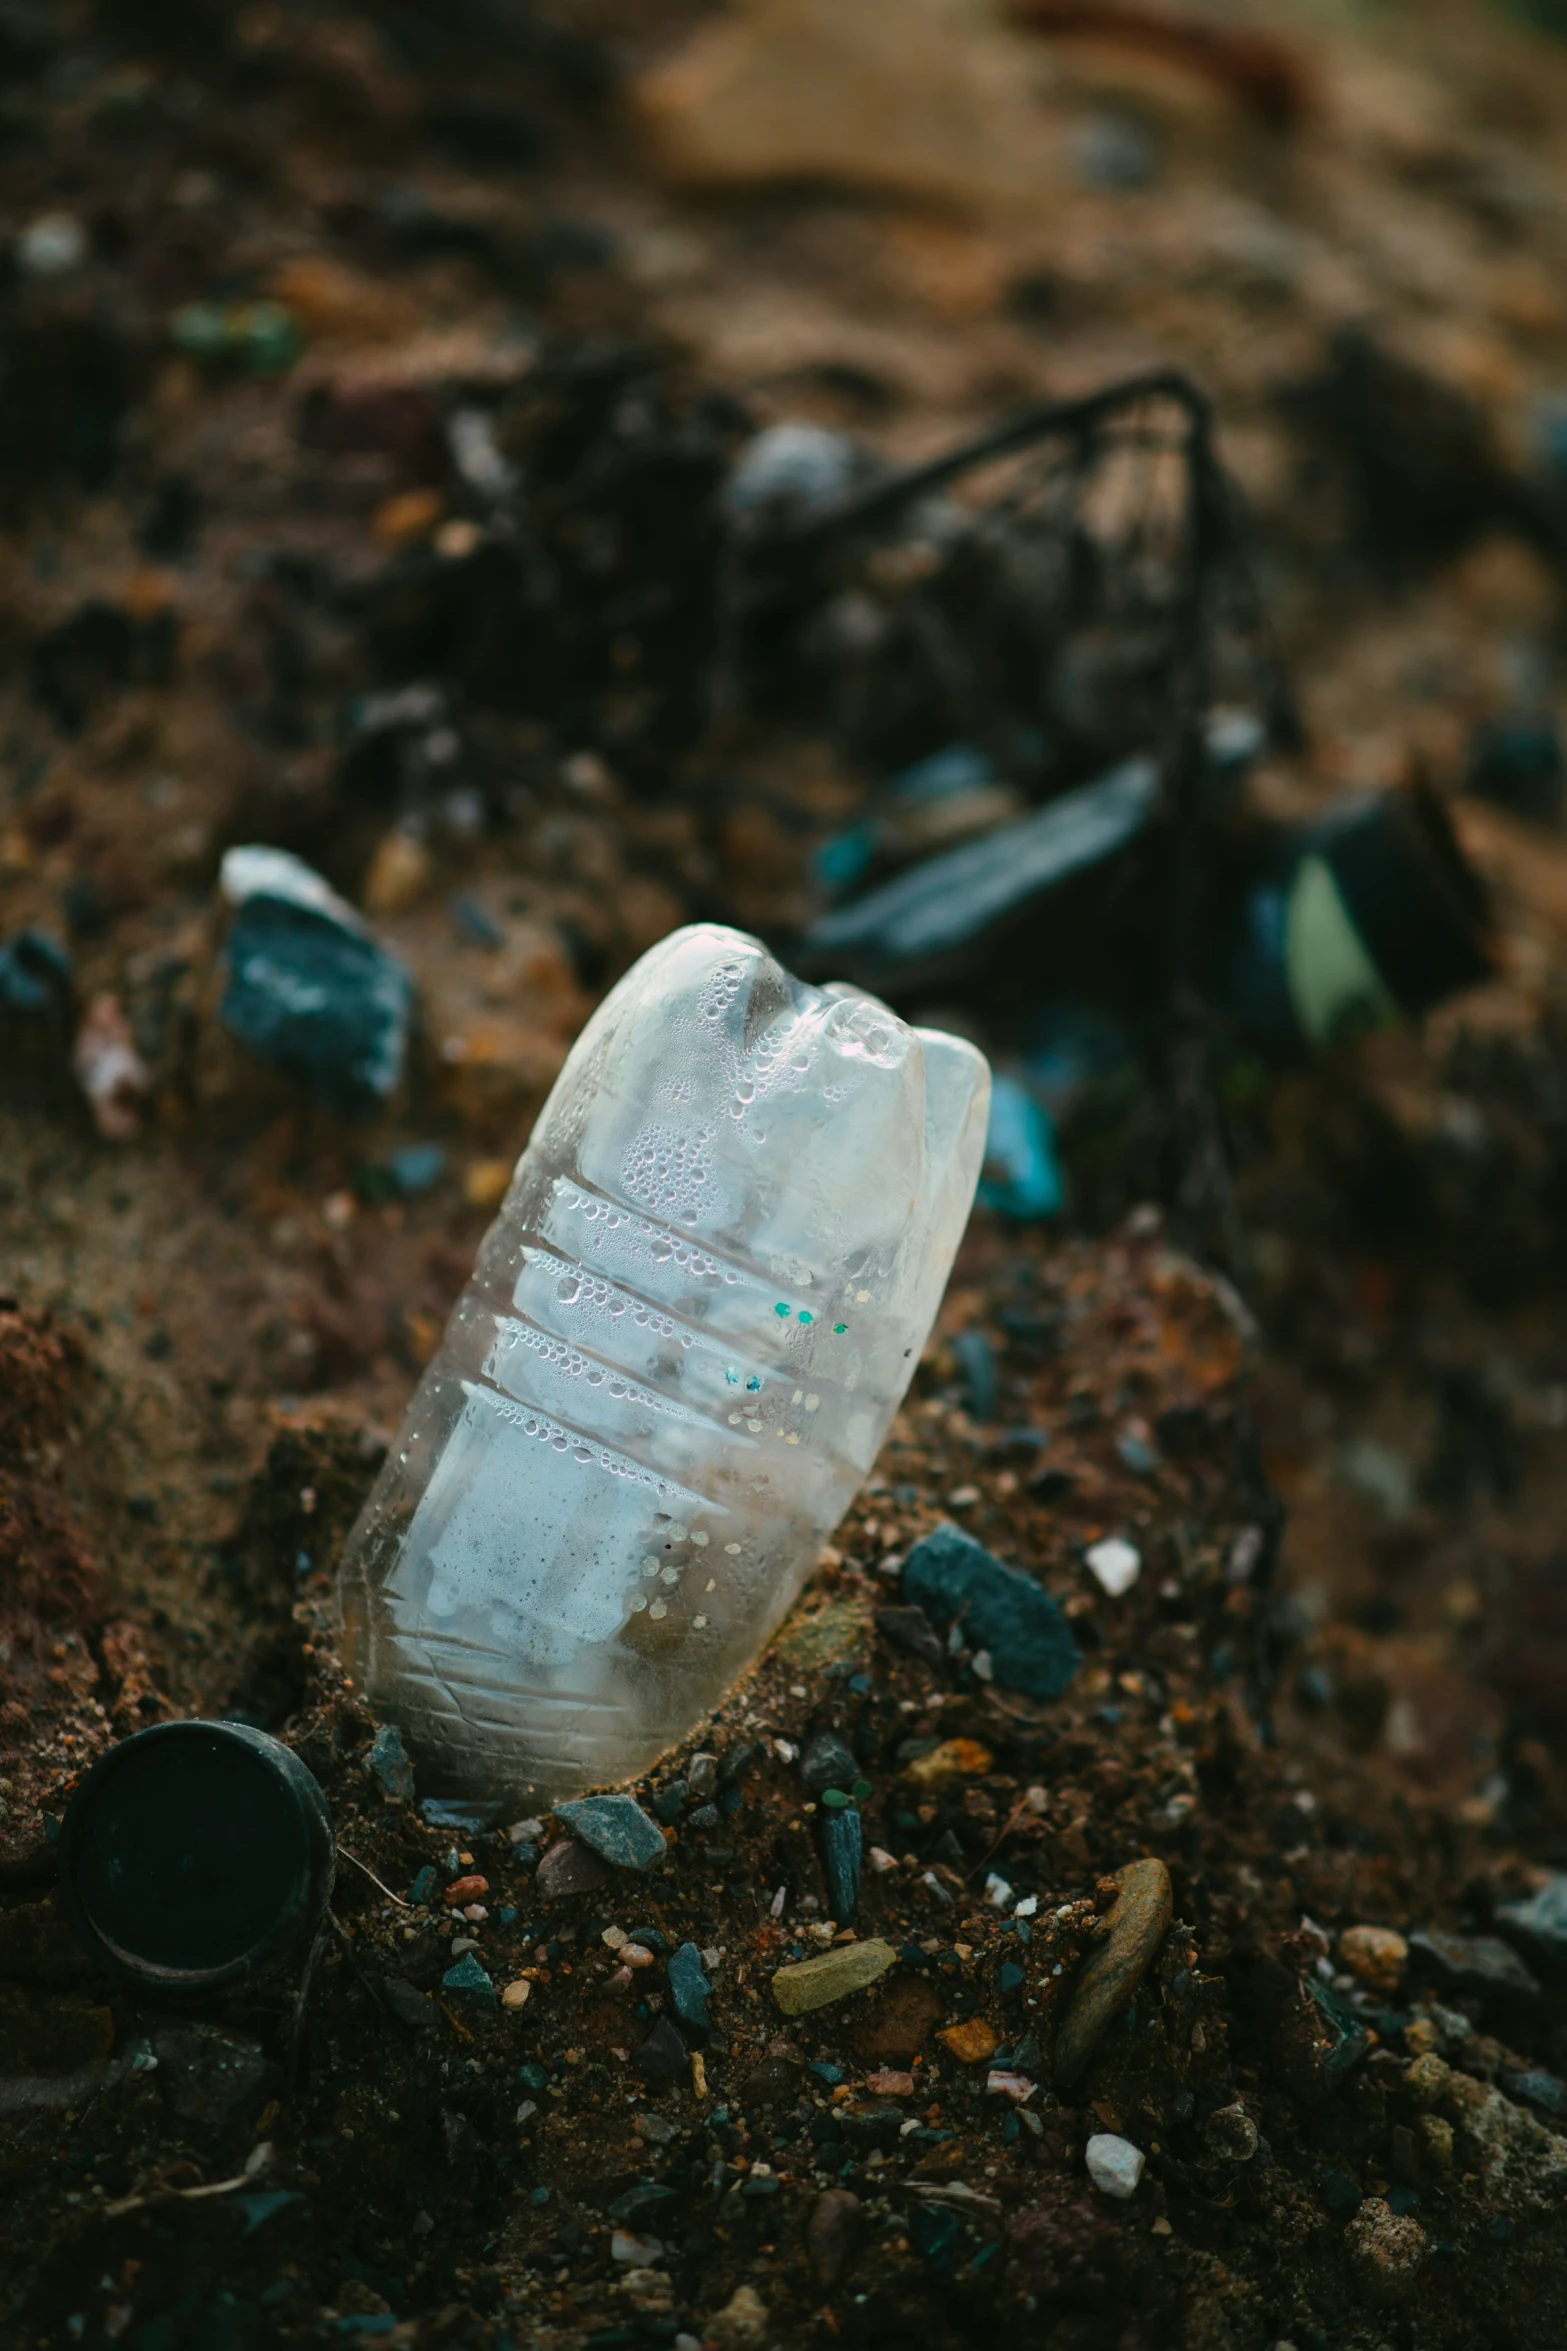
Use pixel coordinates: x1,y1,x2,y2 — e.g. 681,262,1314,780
57,1720,335,1994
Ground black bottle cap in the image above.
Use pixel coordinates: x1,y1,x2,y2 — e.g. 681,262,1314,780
57,1721,335,1994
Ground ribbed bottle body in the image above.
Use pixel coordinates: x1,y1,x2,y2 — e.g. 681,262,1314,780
339,924,988,1805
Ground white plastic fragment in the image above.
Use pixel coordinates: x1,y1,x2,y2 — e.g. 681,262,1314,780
1086,2132,1146,2199
1086,1537,1142,1597
983,1872,1013,1908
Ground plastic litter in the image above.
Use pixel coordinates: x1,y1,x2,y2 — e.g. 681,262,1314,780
57,1721,335,1993
338,923,988,1803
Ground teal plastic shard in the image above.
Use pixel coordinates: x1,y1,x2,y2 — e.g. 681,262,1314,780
338,924,989,1806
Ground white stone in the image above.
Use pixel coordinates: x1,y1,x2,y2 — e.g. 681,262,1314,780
19,213,87,276
1086,1537,1142,1598
1086,2132,1145,2199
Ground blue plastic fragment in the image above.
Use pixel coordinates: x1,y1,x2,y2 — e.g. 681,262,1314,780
890,744,996,803
385,1142,447,1197
977,1074,1064,1221
235,2189,305,2235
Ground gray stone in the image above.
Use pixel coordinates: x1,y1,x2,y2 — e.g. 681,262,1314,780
652,1780,688,1824
367,1722,415,1802
554,1794,666,1872
688,1752,719,1800
901,1523,1078,1702
536,1837,613,1900
801,1728,859,1795
152,2024,268,2140
820,1804,863,1924
1408,1928,1540,2004
668,1941,712,2033
1496,1874,1567,1973
874,1605,945,1670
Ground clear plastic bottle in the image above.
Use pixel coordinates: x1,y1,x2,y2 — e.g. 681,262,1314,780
338,923,989,1805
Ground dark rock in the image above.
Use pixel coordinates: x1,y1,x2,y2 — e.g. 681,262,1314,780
849,1972,943,2065
651,1781,688,1825
1495,1874,1567,1974
152,2023,268,2140
688,1752,719,1799
807,2188,862,2290
218,849,411,1119
801,1728,859,1795
633,2015,689,2085
742,2049,804,2107
838,2102,904,2155
901,1523,1079,1702
875,1605,945,1671
554,1793,665,1872
1467,719,1563,825
687,1804,721,1831
668,1942,712,2033
536,1838,612,1900
1408,1928,1540,2004
382,1977,433,2028
820,1804,863,1923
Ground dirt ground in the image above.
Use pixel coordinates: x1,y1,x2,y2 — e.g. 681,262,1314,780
8,2,1567,2346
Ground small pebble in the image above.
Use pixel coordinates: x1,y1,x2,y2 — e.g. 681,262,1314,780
536,1838,612,1900
441,1953,496,2007
669,1942,713,2033
611,2228,664,2266
1085,1537,1141,1597
1204,2102,1259,2162
937,2018,1000,2066
1086,2132,1145,2198
554,1793,666,1872
806,2188,861,2291
1338,1924,1408,1993
985,2070,1037,2103
367,1723,416,1802
633,2016,689,2083
500,1979,531,2011
1054,1857,1172,2086
772,1938,895,2016
1345,2197,1427,2305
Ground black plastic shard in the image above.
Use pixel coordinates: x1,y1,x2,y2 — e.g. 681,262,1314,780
57,1721,335,1994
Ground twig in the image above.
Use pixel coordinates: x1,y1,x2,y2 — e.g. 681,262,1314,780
338,1845,411,1908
